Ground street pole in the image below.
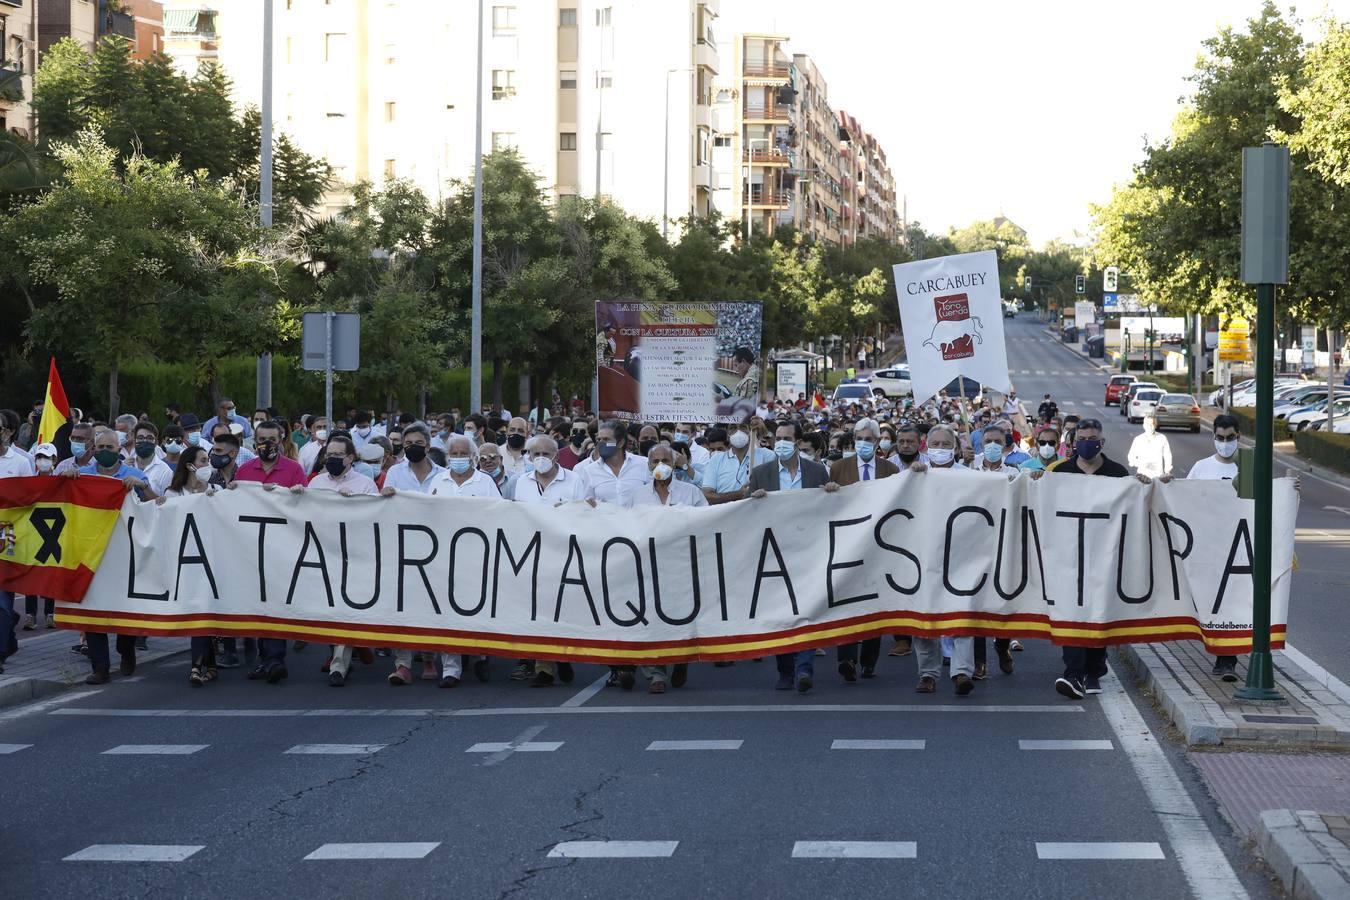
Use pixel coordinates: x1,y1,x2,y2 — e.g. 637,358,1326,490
255,0,274,411
324,311,334,432
1235,142,1289,702
469,0,484,416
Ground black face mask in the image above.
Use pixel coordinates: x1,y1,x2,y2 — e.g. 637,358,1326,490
209,452,232,469
256,441,279,461
639,438,657,456
325,457,347,477
825,450,843,461
403,444,427,463
134,441,156,459
570,433,586,448
898,450,920,465
507,433,526,450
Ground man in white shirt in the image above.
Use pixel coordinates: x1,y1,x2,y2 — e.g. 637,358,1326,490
514,435,589,687
672,423,710,468
498,417,531,477
380,422,444,494
622,442,709,509
129,420,174,496
578,420,650,507
0,410,35,479
298,416,329,473
1126,415,1173,479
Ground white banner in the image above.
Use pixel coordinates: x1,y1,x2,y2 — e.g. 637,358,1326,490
58,473,1296,661
892,250,1012,404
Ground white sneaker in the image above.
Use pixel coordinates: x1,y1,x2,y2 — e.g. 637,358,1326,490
44,614,56,629
21,615,36,631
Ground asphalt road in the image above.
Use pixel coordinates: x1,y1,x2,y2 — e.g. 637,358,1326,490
1002,315,1350,686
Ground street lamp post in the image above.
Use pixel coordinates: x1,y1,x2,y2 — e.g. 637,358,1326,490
469,0,484,415
255,0,274,411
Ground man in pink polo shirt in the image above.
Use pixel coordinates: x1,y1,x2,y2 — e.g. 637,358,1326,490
232,419,307,683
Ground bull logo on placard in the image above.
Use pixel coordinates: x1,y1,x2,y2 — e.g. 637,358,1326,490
923,293,983,361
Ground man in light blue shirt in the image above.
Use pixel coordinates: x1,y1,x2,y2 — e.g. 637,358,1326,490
201,396,253,441
698,423,773,504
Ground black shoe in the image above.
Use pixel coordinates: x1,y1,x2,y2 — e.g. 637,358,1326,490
266,665,288,684
796,673,813,693
954,674,974,696
118,656,136,677
86,668,111,685
942,656,950,667
531,670,555,687
328,670,346,687
135,637,148,651
439,675,459,689
671,663,688,688
473,658,490,682
72,642,88,655
1213,657,1239,682
606,671,620,687
618,668,635,691
247,665,268,681
774,675,793,690
1055,676,1085,699
997,644,1015,674
1084,675,1102,695
714,661,735,668
558,662,575,684
838,660,857,683
860,666,876,679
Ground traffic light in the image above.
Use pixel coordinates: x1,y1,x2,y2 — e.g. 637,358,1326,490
1075,274,1086,294
1104,266,1119,292
1024,277,1032,294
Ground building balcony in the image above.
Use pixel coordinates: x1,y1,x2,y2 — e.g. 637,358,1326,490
0,63,23,105
743,61,790,81
693,163,712,188
695,40,718,74
744,148,789,166
747,187,791,208
695,104,711,129
99,7,137,41
743,103,789,123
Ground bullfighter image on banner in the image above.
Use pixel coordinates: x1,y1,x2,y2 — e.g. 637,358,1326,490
892,250,1012,404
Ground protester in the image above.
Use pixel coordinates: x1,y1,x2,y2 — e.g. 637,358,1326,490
699,422,771,504
54,421,96,475
499,417,530,476
202,397,253,440
129,420,173,496
1127,414,1173,479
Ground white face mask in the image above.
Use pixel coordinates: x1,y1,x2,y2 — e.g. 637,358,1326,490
652,462,673,481
36,457,54,473
729,431,750,449
928,447,955,467
193,466,213,484
1214,437,1239,459
1038,443,1057,460
164,441,185,455
313,429,329,442
532,455,554,474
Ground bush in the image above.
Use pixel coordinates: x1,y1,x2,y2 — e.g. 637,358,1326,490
1229,406,1292,443
1293,430,1350,475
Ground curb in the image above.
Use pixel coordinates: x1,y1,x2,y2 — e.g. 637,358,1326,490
1257,810,1350,900
0,643,191,711
1040,328,1113,372
1114,643,1222,746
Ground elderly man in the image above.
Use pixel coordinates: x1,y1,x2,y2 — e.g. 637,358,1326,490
828,417,899,682
514,435,588,687
54,421,96,475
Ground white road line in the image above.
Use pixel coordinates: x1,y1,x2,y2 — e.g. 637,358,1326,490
0,743,33,754
1279,644,1350,707
0,689,104,722
646,740,743,751
1019,740,1113,750
102,744,208,755
792,841,917,859
830,739,925,750
51,703,1086,718
284,743,386,755
1036,370,1047,375
467,741,563,753
548,841,679,858
1099,675,1249,896
559,672,610,708
304,843,440,860
64,845,204,862
1036,842,1165,860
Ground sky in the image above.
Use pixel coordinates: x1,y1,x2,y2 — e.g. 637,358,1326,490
718,0,1350,247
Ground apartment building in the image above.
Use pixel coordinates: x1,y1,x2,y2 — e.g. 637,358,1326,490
166,0,719,228
0,0,35,137
36,0,161,57
838,110,898,243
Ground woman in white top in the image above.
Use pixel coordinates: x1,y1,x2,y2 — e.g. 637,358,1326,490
155,446,218,685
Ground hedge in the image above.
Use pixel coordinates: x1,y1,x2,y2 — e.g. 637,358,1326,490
1293,430,1350,476
1228,406,1292,443
112,355,518,423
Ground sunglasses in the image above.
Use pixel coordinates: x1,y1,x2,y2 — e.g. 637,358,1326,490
1037,439,1058,447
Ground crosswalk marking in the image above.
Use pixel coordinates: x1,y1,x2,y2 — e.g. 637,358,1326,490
1036,370,1046,375
830,739,925,750
0,743,33,754
646,740,743,751
285,743,387,755
102,744,208,755
548,841,679,858
792,841,917,859
304,843,440,860
466,741,563,753
65,845,204,862
1036,842,1165,860
1019,740,1114,750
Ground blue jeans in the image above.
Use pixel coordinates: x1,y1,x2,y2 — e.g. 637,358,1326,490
0,590,16,660
258,637,288,670
775,649,814,679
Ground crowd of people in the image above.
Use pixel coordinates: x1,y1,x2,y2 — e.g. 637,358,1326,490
0,380,1258,700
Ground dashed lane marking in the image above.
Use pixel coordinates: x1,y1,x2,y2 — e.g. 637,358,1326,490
792,841,917,859
284,743,387,755
830,739,925,750
304,843,440,860
64,845,204,862
548,841,679,858
646,740,742,751
1019,740,1114,750
1036,842,1165,860
0,743,33,754
466,741,563,753
102,744,208,755
559,672,610,708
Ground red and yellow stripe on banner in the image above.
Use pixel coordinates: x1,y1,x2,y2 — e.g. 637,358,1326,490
53,607,1286,663
0,475,126,601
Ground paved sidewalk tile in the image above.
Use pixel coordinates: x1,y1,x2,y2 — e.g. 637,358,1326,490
1193,754,1350,835
1257,809,1350,900
0,628,191,709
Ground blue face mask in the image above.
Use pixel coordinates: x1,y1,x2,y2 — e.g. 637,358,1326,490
449,457,473,473
774,440,796,462
983,442,1004,463
70,440,87,457
673,433,689,444
1075,438,1102,461
186,432,202,446
855,440,875,461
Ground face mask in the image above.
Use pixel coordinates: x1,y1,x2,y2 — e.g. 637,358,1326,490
843,450,856,459
253,419,266,429
403,444,427,463
879,439,893,453
639,439,657,456
522,459,535,474
507,433,526,450
898,450,919,465
598,442,619,460
463,428,477,441
928,447,955,467
164,441,185,455
855,440,876,461
36,457,54,473
729,431,750,450
1075,438,1102,461
532,455,555,475
826,450,843,461
71,440,87,457
353,461,379,479
324,456,348,477
1038,442,1057,460
115,431,128,446
312,429,329,442
1214,438,1238,459
257,443,279,462
193,465,213,484
798,449,814,461
983,442,1003,463
652,462,673,481
449,457,473,474
209,452,232,469
485,465,503,479
673,433,689,444
94,449,121,468
133,441,156,459
571,433,586,448
1143,420,1156,434
773,440,796,462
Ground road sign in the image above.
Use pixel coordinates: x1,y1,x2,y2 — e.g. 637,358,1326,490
1218,315,1252,363
1103,266,1119,292
1103,293,1118,310
1075,274,1086,294
302,312,360,371
1074,301,1095,325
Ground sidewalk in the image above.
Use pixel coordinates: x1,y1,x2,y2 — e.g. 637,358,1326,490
1258,810,1350,900
0,627,190,709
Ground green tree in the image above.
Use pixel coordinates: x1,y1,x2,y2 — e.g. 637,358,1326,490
1281,20,1350,186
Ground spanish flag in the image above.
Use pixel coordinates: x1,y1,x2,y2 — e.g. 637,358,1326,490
36,357,70,445
0,476,126,601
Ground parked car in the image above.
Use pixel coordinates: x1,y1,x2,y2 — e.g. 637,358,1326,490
1228,377,1310,408
1210,374,1306,408
869,366,912,398
1273,386,1330,419
831,383,873,406
1153,393,1201,432
1118,382,1160,416
1104,374,1138,407
1291,397,1350,431
1127,388,1164,424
